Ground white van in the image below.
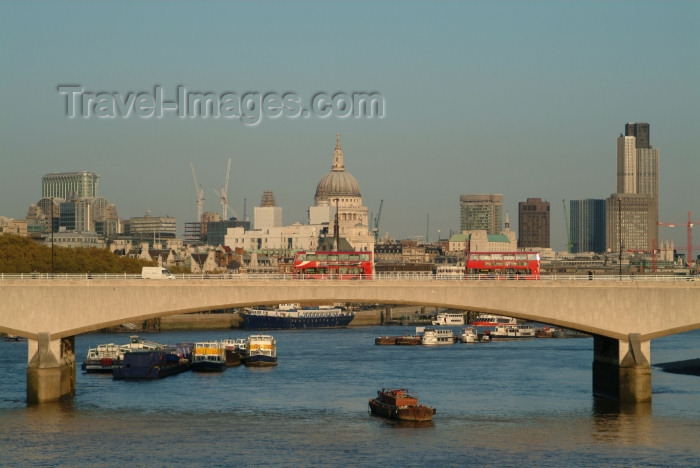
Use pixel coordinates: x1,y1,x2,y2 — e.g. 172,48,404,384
141,266,176,279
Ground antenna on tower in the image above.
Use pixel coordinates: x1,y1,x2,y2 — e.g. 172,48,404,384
190,163,204,222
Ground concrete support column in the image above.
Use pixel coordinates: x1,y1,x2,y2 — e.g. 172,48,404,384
592,333,651,403
26,333,76,403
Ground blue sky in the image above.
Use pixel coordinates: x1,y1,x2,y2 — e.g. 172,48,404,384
1,1,698,250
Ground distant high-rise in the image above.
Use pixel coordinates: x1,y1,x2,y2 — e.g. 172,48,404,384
517,198,550,248
570,199,606,253
606,194,656,252
42,171,100,199
611,122,659,251
460,194,503,235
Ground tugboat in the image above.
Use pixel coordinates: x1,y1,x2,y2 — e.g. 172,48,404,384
368,388,436,422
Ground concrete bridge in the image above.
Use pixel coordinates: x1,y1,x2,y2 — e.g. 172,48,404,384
1,275,698,404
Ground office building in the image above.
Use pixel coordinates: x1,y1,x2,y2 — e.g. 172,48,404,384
517,198,550,248
605,194,656,252
459,194,503,235
570,199,606,253
125,212,177,240
42,171,100,199
612,122,659,251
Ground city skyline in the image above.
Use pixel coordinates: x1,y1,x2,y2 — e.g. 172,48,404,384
1,2,697,251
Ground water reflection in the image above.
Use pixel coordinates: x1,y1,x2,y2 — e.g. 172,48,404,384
592,397,652,444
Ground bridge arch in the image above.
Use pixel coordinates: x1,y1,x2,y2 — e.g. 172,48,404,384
1,277,699,403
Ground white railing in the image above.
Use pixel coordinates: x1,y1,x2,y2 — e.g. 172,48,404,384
0,272,696,282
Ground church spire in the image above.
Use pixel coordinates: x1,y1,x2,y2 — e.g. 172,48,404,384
332,133,344,171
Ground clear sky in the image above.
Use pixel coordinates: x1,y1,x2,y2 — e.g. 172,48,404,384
1,1,698,251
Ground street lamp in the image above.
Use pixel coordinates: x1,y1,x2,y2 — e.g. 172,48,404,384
51,197,54,275
618,197,622,279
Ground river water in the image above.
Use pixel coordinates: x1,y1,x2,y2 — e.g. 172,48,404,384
1,327,698,467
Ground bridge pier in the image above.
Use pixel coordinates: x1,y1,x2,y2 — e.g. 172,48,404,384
592,333,651,403
26,333,76,403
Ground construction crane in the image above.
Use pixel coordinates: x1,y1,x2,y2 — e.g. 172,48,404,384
372,199,383,241
213,158,232,220
658,211,698,267
562,200,572,253
190,163,205,223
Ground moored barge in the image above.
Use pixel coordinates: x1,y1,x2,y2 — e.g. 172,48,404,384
368,388,436,422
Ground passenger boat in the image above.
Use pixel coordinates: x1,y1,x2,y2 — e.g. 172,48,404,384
490,324,536,339
395,335,422,345
191,341,227,372
421,328,457,345
368,388,436,422
244,334,277,366
431,312,465,326
375,336,399,345
240,303,354,330
112,347,190,379
459,327,489,343
471,314,517,327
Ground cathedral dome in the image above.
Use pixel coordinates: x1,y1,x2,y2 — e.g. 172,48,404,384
314,134,361,200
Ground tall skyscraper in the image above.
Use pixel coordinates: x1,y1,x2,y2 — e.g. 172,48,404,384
570,199,606,253
609,123,659,252
517,198,550,248
42,171,100,199
459,194,503,234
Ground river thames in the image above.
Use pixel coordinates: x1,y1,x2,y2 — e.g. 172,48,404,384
1,326,698,467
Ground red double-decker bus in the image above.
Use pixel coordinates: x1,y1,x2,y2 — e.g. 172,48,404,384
465,252,541,279
293,251,373,279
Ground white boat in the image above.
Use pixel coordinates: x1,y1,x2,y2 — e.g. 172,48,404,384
421,328,456,345
244,334,277,366
459,327,488,343
431,312,465,326
81,343,122,372
191,341,227,372
471,314,517,327
491,324,536,339
82,336,165,373
118,335,165,353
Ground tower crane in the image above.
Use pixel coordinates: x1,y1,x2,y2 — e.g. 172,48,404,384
372,199,383,242
190,163,204,223
658,211,698,268
562,200,572,253
213,158,232,220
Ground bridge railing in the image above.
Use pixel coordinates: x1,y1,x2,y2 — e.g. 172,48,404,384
0,272,696,282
